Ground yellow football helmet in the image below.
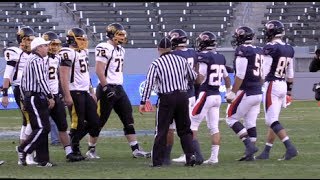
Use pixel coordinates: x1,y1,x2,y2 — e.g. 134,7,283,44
106,23,127,45
66,27,88,50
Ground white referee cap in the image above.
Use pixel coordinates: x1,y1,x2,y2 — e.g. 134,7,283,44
31,37,50,50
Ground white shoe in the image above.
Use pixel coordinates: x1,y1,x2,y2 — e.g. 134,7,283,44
26,153,38,165
132,149,151,158
203,158,218,165
86,149,100,159
172,154,186,163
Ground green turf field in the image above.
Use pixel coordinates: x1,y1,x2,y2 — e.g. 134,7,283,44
0,101,319,179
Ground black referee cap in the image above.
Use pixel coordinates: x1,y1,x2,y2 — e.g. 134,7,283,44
158,37,172,49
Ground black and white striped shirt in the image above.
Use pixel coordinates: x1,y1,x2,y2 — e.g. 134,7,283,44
21,52,52,98
141,52,197,103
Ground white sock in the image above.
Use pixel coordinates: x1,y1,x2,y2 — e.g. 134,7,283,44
210,145,219,161
129,140,138,146
65,145,72,156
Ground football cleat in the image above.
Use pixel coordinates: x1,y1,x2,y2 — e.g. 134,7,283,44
172,154,186,163
185,155,196,167
16,146,26,166
278,146,298,161
86,149,101,159
66,152,84,162
203,158,219,165
26,153,38,165
132,149,151,158
255,152,270,160
37,161,57,167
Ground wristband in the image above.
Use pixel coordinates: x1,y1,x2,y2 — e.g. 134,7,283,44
286,81,293,92
140,101,146,105
2,88,8,96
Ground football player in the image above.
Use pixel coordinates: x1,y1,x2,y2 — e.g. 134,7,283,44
190,31,231,165
2,26,38,165
59,27,100,160
42,31,83,162
164,29,204,165
256,20,298,160
225,26,262,161
87,22,151,159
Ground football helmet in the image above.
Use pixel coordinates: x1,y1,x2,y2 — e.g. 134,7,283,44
106,23,127,45
42,31,62,54
263,20,285,42
17,26,35,52
231,26,255,47
66,27,88,50
167,29,188,49
195,31,217,51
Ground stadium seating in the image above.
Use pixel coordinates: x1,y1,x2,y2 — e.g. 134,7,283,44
256,2,320,51
63,2,237,48
0,2,64,48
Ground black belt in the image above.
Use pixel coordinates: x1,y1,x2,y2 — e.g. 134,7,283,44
158,90,187,96
24,91,41,97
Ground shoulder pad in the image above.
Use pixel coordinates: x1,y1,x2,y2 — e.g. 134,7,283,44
263,44,278,56
4,47,22,61
59,47,75,62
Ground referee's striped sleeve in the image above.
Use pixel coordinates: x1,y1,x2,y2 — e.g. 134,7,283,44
186,62,197,82
141,63,157,103
32,60,51,96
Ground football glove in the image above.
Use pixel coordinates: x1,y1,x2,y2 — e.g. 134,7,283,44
225,91,236,103
102,85,116,98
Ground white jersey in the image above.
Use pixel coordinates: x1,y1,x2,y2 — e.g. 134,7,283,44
59,47,90,91
95,42,125,85
3,47,32,86
46,54,61,94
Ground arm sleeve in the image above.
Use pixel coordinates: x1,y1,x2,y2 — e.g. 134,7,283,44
286,57,294,79
235,57,248,79
262,55,273,78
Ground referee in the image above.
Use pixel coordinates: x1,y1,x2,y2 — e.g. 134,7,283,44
139,37,197,167
18,37,56,167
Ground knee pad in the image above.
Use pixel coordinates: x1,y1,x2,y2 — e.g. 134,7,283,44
270,121,284,134
123,124,136,135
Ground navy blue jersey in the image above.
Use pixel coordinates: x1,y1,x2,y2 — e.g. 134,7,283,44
171,48,198,97
234,45,263,95
197,51,227,96
263,42,294,81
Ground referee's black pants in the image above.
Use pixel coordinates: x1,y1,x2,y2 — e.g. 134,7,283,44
152,90,194,166
19,93,51,163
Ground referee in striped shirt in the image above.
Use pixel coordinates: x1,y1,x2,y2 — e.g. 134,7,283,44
139,37,197,167
18,37,56,167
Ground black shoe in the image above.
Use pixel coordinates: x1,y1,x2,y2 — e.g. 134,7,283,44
185,155,196,167
237,155,255,161
66,152,84,162
37,161,57,167
73,151,86,160
16,146,26,166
